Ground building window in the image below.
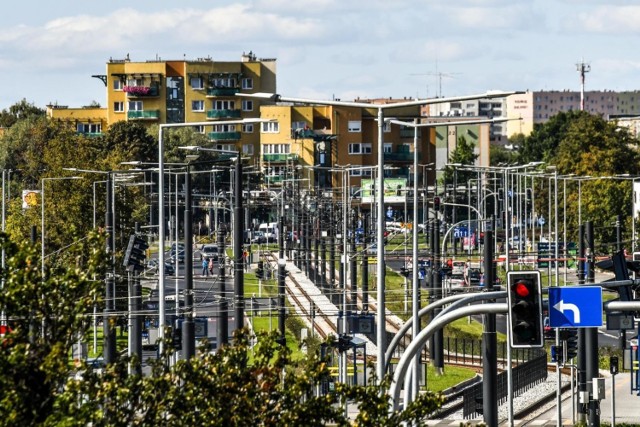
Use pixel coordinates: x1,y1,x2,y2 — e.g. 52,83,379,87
242,124,254,133
363,169,372,177
241,100,253,111
128,101,143,111
383,143,392,153
213,100,235,110
215,144,235,152
241,78,253,89
113,79,123,91
77,123,101,134
114,102,124,112
212,124,236,132
193,125,205,134
383,121,391,133
348,120,362,132
362,143,372,153
192,100,205,112
262,122,280,133
242,144,254,155
350,169,362,176
264,144,291,154
211,77,236,88
191,77,204,90
126,78,143,87
348,143,361,154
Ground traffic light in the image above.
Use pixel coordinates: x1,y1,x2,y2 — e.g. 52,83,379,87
507,271,543,348
560,328,578,360
433,196,441,212
123,234,148,272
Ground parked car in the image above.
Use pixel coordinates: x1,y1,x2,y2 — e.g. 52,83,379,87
201,244,219,261
147,259,175,276
447,274,466,293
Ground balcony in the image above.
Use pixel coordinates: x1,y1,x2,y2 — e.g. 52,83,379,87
400,128,417,138
265,175,283,184
206,109,242,119
206,87,239,97
207,131,241,141
77,132,103,138
124,85,160,98
262,154,299,162
384,151,413,162
127,110,160,120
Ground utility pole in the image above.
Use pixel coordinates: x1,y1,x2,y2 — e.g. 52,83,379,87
233,159,244,336
576,59,591,111
182,165,195,359
104,172,116,364
361,215,369,308
278,215,286,346
217,226,228,347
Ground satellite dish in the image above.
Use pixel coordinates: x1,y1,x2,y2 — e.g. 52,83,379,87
316,142,326,152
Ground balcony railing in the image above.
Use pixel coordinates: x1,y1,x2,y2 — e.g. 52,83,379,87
383,152,413,162
207,131,241,141
77,132,103,138
124,85,159,97
206,109,242,119
262,154,299,162
206,87,239,97
127,110,160,120
265,175,283,184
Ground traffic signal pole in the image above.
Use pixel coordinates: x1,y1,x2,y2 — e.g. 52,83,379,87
585,221,600,426
578,223,587,423
182,165,195,360
217,227,228,347
482,230,498,425
233,159,244,337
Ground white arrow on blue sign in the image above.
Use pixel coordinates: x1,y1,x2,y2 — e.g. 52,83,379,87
548,286,603,328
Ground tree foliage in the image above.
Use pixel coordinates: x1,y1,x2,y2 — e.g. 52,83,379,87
0,231,106,426
442,136,478,186
0,99,45,128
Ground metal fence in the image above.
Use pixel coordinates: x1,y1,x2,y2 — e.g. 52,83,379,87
462,348,547,419
443,337,541,366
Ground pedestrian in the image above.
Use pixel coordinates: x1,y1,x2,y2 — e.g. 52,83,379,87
202,258,208,277
243,248,249,271
208,257,215,275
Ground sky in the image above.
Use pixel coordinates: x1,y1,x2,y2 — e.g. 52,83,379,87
2,0,640,111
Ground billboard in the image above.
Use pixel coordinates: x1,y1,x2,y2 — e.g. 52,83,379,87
361,178,407,203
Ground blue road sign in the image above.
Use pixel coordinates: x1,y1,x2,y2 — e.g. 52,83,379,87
453,226,469,238
548,286,603,328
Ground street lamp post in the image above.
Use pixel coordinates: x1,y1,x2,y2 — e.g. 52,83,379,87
242,91,518,380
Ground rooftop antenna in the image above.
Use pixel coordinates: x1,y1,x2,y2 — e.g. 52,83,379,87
576,59,591,111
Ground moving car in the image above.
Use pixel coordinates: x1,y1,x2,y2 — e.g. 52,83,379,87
169,243,185,263
201,244,219,261
250,231,267,244
147,259,175,276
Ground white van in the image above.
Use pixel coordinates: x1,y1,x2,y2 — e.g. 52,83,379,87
258,222,278,243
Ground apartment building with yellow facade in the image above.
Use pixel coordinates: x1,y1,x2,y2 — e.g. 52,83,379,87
47,51,276,160
46,52,495,196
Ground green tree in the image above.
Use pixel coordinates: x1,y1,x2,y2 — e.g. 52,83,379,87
0,99,45,128
0,231,106,426
519,110,590,164
550,113,640,246
442,136,478,186
49,331,443,426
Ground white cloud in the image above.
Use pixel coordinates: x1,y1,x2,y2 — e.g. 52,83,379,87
578,6,640,33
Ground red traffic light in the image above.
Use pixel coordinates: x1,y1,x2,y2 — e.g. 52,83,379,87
513,281,530,297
